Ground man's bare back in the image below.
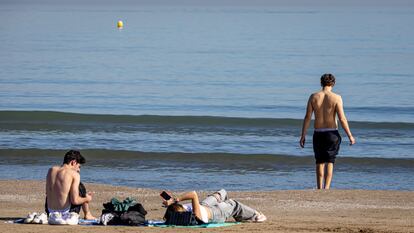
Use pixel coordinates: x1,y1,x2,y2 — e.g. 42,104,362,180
309,90,341,129
46,165,79,211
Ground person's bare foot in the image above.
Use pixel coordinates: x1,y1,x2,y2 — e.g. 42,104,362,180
252,212,267,223
84,213,96,220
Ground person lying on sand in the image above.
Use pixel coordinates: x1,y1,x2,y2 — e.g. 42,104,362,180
161,189,266,224
45,150,96,224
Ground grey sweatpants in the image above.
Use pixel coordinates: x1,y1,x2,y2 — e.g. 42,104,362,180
200,189,257,223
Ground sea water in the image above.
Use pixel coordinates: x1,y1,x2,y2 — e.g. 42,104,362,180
0,2,413,190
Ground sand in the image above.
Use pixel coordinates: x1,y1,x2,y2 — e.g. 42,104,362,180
0,180,413,233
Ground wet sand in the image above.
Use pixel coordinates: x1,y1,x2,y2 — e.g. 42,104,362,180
0,180,413,233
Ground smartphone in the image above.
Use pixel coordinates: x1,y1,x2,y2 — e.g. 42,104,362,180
160,191,171,200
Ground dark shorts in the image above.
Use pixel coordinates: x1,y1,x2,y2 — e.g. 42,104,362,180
313,130,342,164
45,182,87,215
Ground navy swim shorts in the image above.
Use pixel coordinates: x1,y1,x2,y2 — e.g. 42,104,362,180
313,130,342,164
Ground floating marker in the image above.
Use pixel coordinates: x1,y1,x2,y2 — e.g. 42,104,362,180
117,20,123,29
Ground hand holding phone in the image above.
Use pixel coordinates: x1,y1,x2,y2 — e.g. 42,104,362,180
160,191,172,200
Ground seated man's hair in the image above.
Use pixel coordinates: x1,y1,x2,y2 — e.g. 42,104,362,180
63,150,86,164
320,73,336,87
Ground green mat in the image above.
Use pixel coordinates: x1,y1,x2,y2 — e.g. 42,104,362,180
151,222,241,228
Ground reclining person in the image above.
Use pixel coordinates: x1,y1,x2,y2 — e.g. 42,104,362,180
161,189,266,224
45,150,95,224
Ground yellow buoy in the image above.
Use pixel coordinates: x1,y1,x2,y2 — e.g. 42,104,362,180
117,20,124,29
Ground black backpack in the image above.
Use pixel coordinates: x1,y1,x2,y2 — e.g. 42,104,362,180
101,199,147,226
119,210,146,226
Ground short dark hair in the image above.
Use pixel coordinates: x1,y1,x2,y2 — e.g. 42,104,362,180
63,150,86,165
320,73,336,87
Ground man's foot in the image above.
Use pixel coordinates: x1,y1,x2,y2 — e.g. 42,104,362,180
252,212,267,223
84,213,97,220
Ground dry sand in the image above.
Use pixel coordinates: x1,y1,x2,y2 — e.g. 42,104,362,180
0,180,413,233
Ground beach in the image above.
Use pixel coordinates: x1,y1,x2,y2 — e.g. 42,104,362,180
0,180,413,233
1,1,414,232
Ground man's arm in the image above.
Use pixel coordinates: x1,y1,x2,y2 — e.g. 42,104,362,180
300,95,314,148
70,173,92,205
336,96,356,145
164,191,202,220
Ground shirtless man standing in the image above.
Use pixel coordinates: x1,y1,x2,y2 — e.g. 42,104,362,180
45,150,95,224
300,74,356,189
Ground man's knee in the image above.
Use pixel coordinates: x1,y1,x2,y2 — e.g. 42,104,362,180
325,170,333,177
215,189,227,202
325,163,334,174
316,169,324,178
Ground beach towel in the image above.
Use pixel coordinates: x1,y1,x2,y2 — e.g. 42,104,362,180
79,219,241,228
147,220,241,228
78,219,100,225
6,218,240,228
6,218,99,225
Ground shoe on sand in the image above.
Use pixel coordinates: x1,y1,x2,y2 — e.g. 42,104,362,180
33,213,48,224
32,214,41,224
100,213,115,225
24,212,37,223
48,212,66,225
66,212,79,225
253,212,267,223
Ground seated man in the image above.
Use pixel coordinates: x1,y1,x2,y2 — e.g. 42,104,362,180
45,150,95,224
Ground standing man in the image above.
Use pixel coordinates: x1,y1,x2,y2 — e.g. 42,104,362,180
45,150,95,224
300,74,356,189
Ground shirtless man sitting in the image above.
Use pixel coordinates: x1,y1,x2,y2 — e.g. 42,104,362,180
300,74,356,189
45,150,95,224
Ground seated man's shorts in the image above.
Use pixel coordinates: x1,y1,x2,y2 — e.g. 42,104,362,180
313,130,342,164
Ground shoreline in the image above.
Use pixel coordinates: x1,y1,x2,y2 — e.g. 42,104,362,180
1,180,413,232
1,149,413,191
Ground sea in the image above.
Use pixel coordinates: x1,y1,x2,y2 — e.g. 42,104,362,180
0,1,413,191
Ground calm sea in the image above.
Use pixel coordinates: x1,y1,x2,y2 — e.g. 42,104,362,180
0,2,413,190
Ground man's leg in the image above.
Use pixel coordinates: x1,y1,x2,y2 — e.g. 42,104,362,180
316,163,325,189
45,198,49,215
217,199,257,222
70,182,95,219
324,163,334,189
79,182,95,220
81,202,95,220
